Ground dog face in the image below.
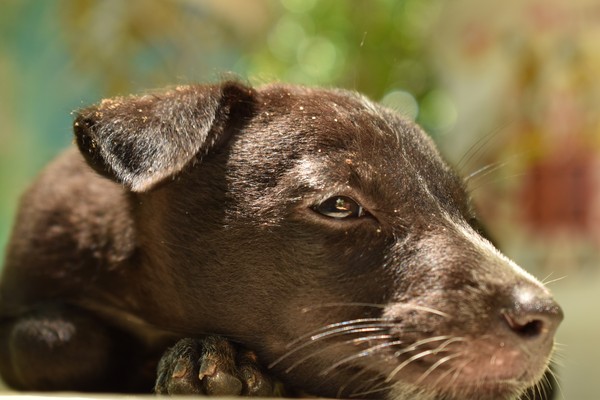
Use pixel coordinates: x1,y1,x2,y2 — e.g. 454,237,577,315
74,81,562,399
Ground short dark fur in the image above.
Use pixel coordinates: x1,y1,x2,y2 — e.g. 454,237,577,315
0,81,562,399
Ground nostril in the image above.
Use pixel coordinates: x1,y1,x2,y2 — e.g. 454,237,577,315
502,287,564,341
502,312,544,338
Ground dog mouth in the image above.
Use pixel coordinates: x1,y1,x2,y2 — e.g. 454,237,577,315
351,334,552,400
268,295,559,399
269,325,552,400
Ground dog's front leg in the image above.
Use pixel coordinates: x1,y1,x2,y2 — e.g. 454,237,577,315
155,336,283,396
0,304,147,391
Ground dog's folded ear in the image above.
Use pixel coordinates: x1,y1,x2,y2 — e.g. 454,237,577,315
73,81,255,192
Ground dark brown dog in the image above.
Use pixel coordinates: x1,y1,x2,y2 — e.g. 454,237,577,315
0,81,562,399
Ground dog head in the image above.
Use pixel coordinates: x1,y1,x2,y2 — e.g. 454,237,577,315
74,81,562,400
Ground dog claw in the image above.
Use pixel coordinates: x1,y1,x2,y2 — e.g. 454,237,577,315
171,359,188,379
198,358,217,379
199,357,242,396
203,371,243,396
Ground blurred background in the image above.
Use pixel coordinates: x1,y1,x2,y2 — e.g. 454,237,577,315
0,0,598,397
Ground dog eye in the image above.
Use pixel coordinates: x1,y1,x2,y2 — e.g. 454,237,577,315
314,196,365,219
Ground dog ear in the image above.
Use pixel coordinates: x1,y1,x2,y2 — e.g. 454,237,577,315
73,81,255,192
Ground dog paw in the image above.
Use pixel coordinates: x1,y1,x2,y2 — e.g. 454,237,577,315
155,336,280,396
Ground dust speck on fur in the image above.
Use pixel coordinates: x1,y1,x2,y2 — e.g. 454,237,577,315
100,99,122,110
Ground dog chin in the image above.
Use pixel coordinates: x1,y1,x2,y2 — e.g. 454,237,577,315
386,380,526,400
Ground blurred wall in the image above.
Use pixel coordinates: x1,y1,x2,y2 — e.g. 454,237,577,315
1,0,599,397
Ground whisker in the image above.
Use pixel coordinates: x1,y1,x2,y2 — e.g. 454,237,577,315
384,337,465,384
269,325,393,369
468,171,528,193
465,151,527,183
457,122,512,172
348,374,391,398
521,385,532,400
349,382,394,398
284,334,392,374
274,313,453,369
415,352,463,385
549,346,566,363
464,161,509,183
544,365,565,400
536,370,552,400
392,304,450,319
539,377,549,400
522,386,532,400
308,324,395,343
283,318,393,350
540,271,555,285
542,275,567,286
302,302,449,318
432,359,461,387
385,348,452,383
301,302,386,313
393,335,463,358
449,357,472,387
319,339,403,376
336,368,382,398
549,356,566,368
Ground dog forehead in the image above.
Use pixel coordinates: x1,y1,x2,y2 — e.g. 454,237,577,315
253,84,418,153
257,84,385,122
254,85,451,175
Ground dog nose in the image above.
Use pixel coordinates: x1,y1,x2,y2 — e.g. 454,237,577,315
501,286,563,341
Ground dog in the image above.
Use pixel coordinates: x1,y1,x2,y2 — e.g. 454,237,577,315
0,81,562,399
